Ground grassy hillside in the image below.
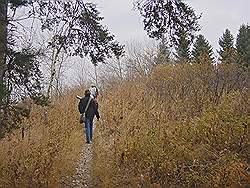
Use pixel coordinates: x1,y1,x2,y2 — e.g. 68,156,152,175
93,63,249,187
0,63,249,187
0,88,85,187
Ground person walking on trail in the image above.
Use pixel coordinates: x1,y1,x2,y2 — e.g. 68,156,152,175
78,89,100,144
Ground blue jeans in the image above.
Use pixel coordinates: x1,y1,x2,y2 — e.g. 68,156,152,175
84,118,93,143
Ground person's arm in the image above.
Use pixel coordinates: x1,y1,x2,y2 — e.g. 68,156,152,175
78,99,82,113
93,100,100,120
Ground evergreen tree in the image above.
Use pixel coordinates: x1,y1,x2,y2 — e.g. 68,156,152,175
135,0,200,44
35,1,124,98
192,34,214,63
155,38,171,64
0,0,8,109
175,29,191,63
0,0,124,136
218,29,237,63
236,24,250,67
0,0,124,104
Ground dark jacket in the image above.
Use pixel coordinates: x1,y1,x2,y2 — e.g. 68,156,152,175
78,95,100,122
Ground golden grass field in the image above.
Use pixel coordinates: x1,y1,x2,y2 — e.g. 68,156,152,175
0,88,85,187
0,63,249,187
93,63,249,187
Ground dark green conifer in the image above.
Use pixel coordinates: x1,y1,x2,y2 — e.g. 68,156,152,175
192,34,214,63
236,24,250,67
175,29,191,63
218,29,237,63
155,39,171,64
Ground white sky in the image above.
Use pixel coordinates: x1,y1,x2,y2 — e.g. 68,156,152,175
87,0,147,43
47,0,250,86
66,0,250,85
88,0,250,51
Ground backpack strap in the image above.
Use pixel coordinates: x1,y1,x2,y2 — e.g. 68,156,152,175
83,97,92,114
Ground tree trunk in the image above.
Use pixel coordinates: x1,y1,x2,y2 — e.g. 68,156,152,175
0,0,7,108
46,45,63,99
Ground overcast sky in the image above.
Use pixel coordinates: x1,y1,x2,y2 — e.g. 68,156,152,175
88,0,250,51
67,0,250,85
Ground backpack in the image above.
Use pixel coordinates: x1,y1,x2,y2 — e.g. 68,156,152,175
79,97,92,123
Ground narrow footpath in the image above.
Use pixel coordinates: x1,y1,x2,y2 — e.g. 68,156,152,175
71,144,94,187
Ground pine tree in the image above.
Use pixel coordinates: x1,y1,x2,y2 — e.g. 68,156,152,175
36,1,124,98
0,0,124,136
155,39,171,64
192,34,214,63
236,24,250,67
175,29,191,63
1,0,124,103
218,29,237,63
135,0,200,44
0,0,8,109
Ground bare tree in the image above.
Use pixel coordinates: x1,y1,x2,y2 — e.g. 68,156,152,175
125,40,159,78
72,58,98,87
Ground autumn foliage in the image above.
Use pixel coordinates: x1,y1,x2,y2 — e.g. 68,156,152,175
0,89,84,187
0,63,249,187
93,63,249,187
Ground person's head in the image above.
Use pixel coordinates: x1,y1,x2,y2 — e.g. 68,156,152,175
84,89,91,96
89,85,99,98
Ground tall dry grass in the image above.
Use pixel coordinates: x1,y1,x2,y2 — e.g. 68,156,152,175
0,63,249,187
93,63,249,187
0,88,86,187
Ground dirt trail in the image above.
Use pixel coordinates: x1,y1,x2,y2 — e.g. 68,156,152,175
71,144,94,187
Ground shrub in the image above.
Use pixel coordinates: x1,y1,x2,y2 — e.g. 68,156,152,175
0,89,84,187
93,63,249,187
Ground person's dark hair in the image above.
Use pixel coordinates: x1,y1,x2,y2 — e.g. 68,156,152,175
84,89,91,96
